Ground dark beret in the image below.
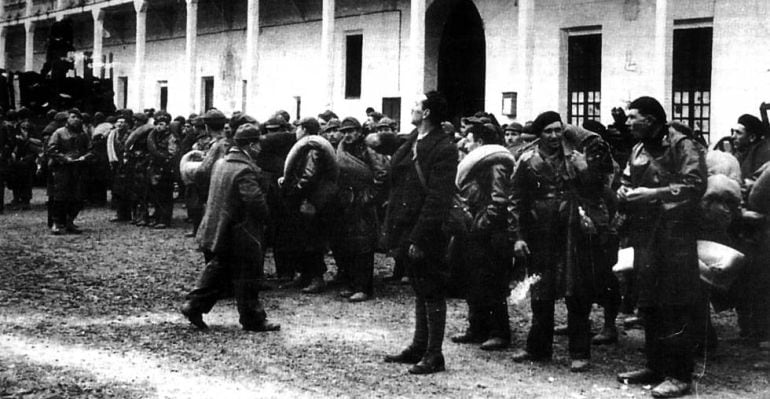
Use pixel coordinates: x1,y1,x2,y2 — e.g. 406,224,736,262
738,114,765,138
531,111,562,134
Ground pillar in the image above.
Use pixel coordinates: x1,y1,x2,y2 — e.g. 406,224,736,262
517,0,534,121
245,0,259,114
321,0,334,109
24,21,34,72
0,27,6,70
133,0,147,109
653,0,672,113
92,8,105,79
185,0,198,113
400,0,425,130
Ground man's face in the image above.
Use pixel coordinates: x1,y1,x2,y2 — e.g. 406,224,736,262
504,130,520,146
67,113,83,130
466,133,481,152
116,118,127,132
411,100,425,126
295,125,306,140
540,121,563,150
341,128,361,144
626,109,656,140
156,121,169,133
223,123,232,137
731,124,752,150
377,125,394,134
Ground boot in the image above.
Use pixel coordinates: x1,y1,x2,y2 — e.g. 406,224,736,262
386,298,428,364
410,299,446,374
302,277,326,294
180,302,208,330
651,378,691,398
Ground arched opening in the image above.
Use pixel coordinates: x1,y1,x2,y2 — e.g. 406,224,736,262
426,0,486,124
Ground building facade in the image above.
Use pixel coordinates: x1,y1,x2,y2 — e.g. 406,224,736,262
1,0,769,140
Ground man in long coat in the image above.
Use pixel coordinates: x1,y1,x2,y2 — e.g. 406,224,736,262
180,123,279,332
46,109,94,234
382,91,458,375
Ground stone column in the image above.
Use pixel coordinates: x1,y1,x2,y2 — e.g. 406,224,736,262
185,0,198,113
24,21,34,72
245,0,259,114
92,8,105,79
653,0,672,111
517,0,534,121
133,0,147,109
400,0,425,129
0,27,6,70
321,0,334,109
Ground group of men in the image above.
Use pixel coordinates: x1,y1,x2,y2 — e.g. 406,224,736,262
7,90,769,398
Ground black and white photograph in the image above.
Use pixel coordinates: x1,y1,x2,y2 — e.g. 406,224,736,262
0,0,769,397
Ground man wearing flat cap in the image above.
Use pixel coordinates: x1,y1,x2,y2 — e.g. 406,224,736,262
616,96,706,398
181,123,280,332
510,111,614,373
46,109,94,234
146,112,178,229
330,116,389,302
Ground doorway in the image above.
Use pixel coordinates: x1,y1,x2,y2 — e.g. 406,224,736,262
427,0,486,124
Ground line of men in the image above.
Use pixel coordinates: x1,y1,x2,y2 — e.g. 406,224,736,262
31,91,769,398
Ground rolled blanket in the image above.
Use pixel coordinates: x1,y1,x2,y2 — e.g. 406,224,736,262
283,135,338,180
706,150,741,182
456,144,516,188
179,150,204,185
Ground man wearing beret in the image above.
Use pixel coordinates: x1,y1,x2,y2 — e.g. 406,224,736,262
510,111,615,372
181,123,279,332
46,109,94,234
616,96,706,398
732,113,770,180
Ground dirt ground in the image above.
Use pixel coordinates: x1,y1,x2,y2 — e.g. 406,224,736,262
1,188,769,398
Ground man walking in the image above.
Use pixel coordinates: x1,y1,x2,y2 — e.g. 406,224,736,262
180,123,280,332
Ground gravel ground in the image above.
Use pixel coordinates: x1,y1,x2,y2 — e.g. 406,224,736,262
1,188,769,398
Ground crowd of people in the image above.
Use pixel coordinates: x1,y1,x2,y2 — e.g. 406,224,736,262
1,91,769,398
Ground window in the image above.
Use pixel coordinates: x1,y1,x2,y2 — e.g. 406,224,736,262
158,80,168,111
567,33,601,126
382,97,401,127
345,34,363,99
672,26,712,140
117,76,128,109
202,76,214,112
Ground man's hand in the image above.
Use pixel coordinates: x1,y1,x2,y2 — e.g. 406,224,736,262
514,240,530,258
408,244,425,260
623,187,659,203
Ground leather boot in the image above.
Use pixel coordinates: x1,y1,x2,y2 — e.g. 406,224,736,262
385,298,428,364
408,352,445,374
410,299,446,374
384,346,424,364
180,302,208,330
651,378,691,398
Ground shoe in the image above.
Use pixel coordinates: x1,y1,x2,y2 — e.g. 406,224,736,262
592,326,619,345
384,346,425,364
651,378,691,398
617,368,662,385
146,221,158,228
51,225,64,235
180,303,208,330
570,359,590,372
339,288,355,298
480,337,509,351
408,353,445,374
511,349,550,363
243,322,281,332
65,225,82,235
110,217,129,223
451,331,485,344
153,223,168,229
301,277,326,294
184,232,196,238
135,220,147,227
348,292,370,302
554,324,569,336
